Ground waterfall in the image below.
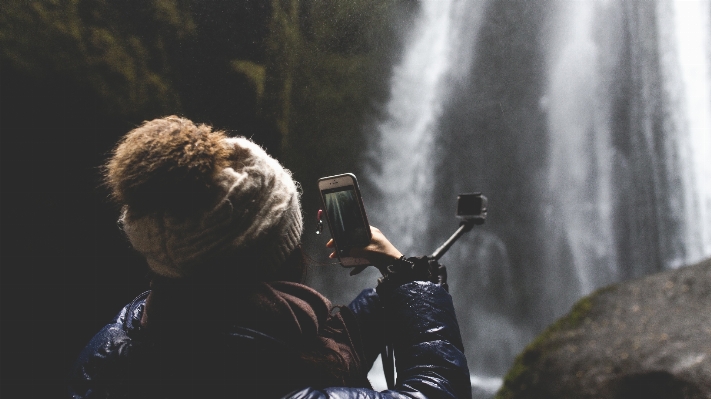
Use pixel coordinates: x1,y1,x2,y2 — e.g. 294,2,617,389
361,0,711,396
666,0,711,263
363,0,484,253
543,0,620,296
542,0,711,292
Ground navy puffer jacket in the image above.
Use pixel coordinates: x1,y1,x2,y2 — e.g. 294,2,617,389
69,281,471,399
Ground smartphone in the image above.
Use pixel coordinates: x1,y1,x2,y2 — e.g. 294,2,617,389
317,173,372,267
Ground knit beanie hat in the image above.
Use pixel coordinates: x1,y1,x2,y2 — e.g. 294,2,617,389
105,116,303,279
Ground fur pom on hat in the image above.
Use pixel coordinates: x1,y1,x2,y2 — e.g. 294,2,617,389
106,116,303,278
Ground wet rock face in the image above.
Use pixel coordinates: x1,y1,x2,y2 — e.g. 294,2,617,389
612,371,704,399
496,258,711,399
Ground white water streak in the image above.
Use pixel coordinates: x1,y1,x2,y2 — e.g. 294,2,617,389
671,0,711,263
367,0,458,252
545,0,618,294
470,374,503,394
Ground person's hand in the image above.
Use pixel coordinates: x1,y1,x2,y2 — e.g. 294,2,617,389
326,226,403,274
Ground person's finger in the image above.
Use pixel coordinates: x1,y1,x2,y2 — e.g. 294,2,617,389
326,239,334,248
329,251,337,258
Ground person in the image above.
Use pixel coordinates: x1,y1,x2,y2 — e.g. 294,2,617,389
69,116,472,399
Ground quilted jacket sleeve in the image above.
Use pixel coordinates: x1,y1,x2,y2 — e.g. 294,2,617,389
286,281,471,399
68,292,149,399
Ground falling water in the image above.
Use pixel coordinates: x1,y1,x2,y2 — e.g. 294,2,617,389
363,0,484,253
543,0,619,296
361,0,711,397
666,0,711,263
543,0,711,295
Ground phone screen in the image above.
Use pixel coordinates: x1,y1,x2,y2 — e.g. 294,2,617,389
322,185,370,257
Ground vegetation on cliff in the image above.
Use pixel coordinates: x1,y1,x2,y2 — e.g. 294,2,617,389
1,0,408,161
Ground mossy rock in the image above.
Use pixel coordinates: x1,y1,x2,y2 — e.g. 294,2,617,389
496,258,711,399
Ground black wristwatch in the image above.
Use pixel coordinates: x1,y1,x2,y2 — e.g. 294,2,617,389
376,256,443,295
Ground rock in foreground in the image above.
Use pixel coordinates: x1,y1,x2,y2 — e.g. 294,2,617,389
496,258,711,399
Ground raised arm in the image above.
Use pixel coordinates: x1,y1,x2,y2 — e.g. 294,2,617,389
287,227,471,399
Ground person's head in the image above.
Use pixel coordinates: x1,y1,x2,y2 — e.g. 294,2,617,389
105,116,304,282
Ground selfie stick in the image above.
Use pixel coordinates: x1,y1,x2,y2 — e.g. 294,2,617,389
430,219,478,260
430,194,487,260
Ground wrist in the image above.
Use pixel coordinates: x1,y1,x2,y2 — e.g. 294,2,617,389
376,256,430,294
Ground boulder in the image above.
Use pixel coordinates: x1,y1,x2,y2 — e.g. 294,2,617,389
496,258,711,399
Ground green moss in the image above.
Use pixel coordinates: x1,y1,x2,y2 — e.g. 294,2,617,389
2,0,405,169
1,0,191,116
495,287,611,399
231,60,266,101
